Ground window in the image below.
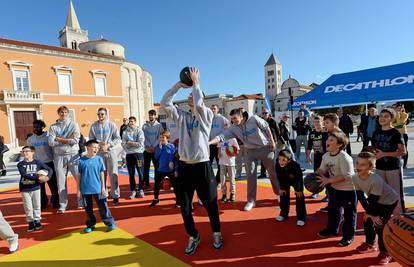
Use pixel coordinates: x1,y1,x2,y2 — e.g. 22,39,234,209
95,77,106,96
267,79,270,83
111,50,115,56
268,85,270,89
13,70,30,91
272,85,275,89
58,73,72,95
277,70,281,76
272,78,274,82
267,70,274,76
71,41,77,50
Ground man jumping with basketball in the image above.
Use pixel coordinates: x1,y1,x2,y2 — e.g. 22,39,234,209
160,67,222,256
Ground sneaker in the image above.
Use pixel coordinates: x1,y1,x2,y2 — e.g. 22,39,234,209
138,189,145,198
213,232,223,250
317,229,337,238
107,223,116,232
150,199,159,208
27,222,35,232
8,236,18,253
34,220,43,230
310,194,319,199
129,191,137,199
175,203,181,208
297,220,305,227
276,215,286,222
185,234,201,256
321,196,329,202
229,193,235,202
244,201,255,211
84,226,95,233
338,238,354,247
320,206,329,213
57,209,65,214
356,242,377,254
113,198,119,206
221,195,227,203
378,252,393,265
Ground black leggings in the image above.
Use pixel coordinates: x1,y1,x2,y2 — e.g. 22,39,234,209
364,202,398,252
153,171,181,204
178,161,221,237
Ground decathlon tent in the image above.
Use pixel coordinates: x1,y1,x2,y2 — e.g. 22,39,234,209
291,61,414,110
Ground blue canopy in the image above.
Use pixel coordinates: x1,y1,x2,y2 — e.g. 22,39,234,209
292,61,414,110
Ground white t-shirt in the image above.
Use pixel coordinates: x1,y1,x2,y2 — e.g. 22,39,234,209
218,138,240,166
319,151,355,191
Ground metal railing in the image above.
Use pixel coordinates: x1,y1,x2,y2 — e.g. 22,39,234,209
2,89,43,104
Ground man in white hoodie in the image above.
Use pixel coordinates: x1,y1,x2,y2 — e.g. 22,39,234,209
161,67,222,256
48,106,81,213
89,107,122,205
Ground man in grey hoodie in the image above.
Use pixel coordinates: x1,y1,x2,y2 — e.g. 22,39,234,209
210,108,280,211
161,67,222,256
48,106,81,213
121,116,146,199
142,110,164,188
209,104,230,183
89,107,122,205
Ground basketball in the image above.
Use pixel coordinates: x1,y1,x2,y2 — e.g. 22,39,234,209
179,66,193,87
37,169,48,176
304,173,324,194
383,212,414,267
162,178,172,191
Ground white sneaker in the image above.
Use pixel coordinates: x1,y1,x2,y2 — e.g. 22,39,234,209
243,201,255,211
9,235,18,253
297,220,305,227
276,215,285,222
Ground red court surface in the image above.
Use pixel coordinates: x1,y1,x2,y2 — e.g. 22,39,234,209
0,174,401,266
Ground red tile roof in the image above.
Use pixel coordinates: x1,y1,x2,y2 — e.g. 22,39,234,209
0,37,122,60
225,93,264,102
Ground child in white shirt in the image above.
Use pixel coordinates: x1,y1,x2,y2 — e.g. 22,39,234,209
217,138,239,202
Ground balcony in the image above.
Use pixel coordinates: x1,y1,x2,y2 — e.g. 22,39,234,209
1,89,44,104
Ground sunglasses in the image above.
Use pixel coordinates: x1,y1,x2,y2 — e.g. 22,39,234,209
262,112,268,114
97,113,106,116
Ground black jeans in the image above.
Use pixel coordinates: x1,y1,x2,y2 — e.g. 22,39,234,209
178,161,221,237
154,171,181,204
126,153,144,191
144,151,159,186
209,145,220,183
41,161,59,208
327,187,357,240
364,201,397,252
83,194,114,228
403,133,408,168
279,187,306,221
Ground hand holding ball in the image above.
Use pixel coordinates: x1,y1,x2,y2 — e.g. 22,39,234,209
37,170,49,183
180,67,193,87
304,173,324,194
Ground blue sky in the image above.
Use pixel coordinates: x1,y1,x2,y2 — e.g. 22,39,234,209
1,0,413,102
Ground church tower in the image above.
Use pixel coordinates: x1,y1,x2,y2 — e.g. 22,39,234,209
264,53,282,110
58,0,88,50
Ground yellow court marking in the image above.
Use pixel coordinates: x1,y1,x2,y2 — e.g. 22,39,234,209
0,224,189,267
